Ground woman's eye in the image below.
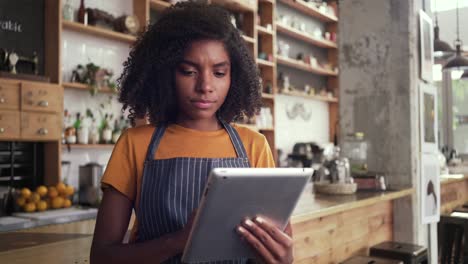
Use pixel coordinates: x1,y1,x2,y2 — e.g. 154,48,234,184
181,70,197,76
214,72,226,77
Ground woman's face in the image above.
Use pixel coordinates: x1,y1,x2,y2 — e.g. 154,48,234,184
175,39,231,123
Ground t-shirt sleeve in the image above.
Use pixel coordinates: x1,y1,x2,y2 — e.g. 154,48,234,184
254,135,276,168
101,130,137,202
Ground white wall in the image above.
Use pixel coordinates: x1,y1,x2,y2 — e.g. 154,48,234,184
274,94,330,160
61,0,133,188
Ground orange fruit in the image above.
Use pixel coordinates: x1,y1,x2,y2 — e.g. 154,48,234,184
29,192,41,203
63,199,72,208
24,202,36,212
56,182,67,195
36,186,48,197
51,197,64,209
20,188,31,199
48,187,58,198
65,185,75,197
36,200,48,211
16,197,26,207
44,198,52,208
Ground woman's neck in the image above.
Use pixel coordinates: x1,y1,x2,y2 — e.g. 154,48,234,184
175,117,222,131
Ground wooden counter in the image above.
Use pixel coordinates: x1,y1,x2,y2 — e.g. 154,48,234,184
291,186,413,263
440,174,468,214
0,187,413,264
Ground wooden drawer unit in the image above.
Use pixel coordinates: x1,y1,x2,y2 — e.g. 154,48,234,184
21,112,61,140
0,80,20,110
0,110,20,140
21,82,63,113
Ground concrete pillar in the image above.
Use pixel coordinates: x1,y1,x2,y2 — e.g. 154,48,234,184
338,0,430,248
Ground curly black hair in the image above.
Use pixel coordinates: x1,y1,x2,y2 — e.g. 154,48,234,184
118,1,262,126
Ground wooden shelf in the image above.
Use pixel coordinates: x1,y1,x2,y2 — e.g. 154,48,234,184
277,56,337,76
210,0,257,12
256,25,274,36
62,21,136,44
243,35,255,44
62,144,115,149
63,82,116,94
276,23,337,49
279,90,338,103
150,0,171,11
257,58,275,67
278,0,338,23
262,93,275,100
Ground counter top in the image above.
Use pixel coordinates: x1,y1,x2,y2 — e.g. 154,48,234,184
291,184,414,224
440,174,468,185
0,207,97,232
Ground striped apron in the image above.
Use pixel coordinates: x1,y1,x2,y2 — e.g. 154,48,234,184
136,120,251,264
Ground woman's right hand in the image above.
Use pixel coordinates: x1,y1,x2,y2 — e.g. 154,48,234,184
172,209,198,253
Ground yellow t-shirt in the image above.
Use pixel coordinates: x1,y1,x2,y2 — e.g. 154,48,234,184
101,123,275,239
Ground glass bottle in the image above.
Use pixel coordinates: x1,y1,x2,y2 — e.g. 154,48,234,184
62,0,74,21
89,119,100,144
78,0,87,25
112,119,121,144
101,114,112,144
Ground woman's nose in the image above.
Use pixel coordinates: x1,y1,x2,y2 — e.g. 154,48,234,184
196,71,214,93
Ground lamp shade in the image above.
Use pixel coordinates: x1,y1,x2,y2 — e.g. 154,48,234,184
461,70,468,80
434,26,454,58
443,44,468,71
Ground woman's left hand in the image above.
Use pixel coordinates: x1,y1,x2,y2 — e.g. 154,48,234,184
237,217,293,264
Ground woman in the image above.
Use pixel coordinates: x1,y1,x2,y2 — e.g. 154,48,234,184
90,2,293,263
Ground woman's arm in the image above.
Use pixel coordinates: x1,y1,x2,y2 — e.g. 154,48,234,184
90,187,191,264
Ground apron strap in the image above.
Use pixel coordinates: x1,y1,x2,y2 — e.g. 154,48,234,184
145,124,167,161
219,120,249,159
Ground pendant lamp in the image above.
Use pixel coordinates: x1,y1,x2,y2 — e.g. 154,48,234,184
461,70,468,80
443,0,468,71
433,0,454,58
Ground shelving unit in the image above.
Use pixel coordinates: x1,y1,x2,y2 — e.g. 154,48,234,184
279,90,338,103
277,56,337,76
276,0,339,142
256,25,273,35
62,82,116,94
257,58,275,67
150,0,171,12
276,23,337,49
278,0,338,22
62,21,136,44
62,144,115,150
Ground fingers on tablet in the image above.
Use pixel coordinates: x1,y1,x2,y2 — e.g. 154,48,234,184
237,224,276,263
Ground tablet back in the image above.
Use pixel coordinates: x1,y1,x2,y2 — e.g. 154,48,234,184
182,168,312,263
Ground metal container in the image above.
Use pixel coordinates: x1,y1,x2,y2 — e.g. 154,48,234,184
78,162,103,207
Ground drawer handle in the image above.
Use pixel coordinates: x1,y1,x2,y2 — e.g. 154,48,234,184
0,128,4,134
38,100,49,107
38,128,48,135
0,97,4,104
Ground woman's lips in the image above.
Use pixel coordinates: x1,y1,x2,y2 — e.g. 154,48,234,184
191,100,215,109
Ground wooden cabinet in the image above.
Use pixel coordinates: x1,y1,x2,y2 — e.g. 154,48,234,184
21,82,63,113
0,78,63,141
0,110,20,140
21,112,61,141
0,80,20,110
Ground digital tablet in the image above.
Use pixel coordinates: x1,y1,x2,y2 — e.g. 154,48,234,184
181,168,313,263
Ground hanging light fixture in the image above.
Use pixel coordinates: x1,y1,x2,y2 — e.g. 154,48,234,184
461,70,468,79
433,0,454,59
443,0,468,71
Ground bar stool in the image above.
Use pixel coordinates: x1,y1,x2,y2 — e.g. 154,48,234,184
369,241,428,264
438,213,468,264
341,256,403,264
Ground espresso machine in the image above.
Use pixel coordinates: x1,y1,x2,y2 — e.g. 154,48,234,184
79,162,103,207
